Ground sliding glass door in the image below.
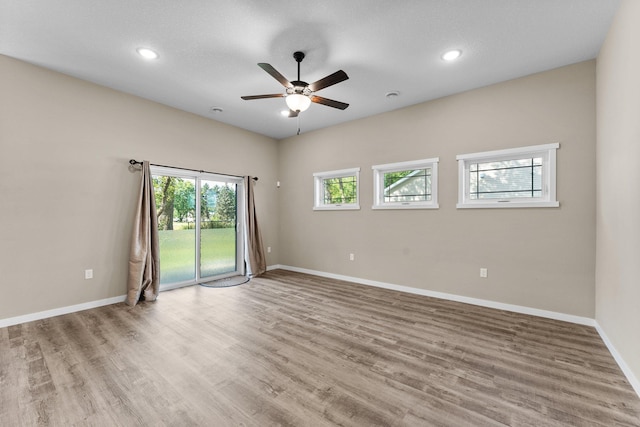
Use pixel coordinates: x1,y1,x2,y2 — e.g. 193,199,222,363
151,167,244,288
199,179,239,279
153,174,197,284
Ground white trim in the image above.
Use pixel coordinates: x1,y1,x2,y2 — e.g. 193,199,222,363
455,143,560,161
457,143,560,209
456,201,560,209
373,203,439,210
0,295,126,328
595,322,640,398
371,157,440,171
312,167,360,178
313,167,360,210
313,204,361,211
372,158,439,210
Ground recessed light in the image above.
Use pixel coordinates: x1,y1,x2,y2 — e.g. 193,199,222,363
442,49,462,61
385,91,400,99
136,47,159,60
210,107,224,114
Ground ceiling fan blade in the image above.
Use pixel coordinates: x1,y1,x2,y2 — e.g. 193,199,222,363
258,63,292,88
241,94,285,100
310,95,349,110
288,109,299,118
308,70,349,92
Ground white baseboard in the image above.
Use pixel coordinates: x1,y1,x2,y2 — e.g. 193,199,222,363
0,295,126,329
274,265,595,326
595,322,640,398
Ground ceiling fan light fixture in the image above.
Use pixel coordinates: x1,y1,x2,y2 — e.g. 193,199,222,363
285,93,311,112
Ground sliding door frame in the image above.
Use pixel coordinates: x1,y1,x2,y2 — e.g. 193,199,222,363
151,165,245,291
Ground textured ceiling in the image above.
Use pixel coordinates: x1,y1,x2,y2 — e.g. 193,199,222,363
0,0,620,140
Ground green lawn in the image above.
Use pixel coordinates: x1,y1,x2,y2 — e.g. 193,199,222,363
158,228,237,284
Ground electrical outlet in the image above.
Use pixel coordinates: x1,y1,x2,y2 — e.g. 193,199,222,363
267,246,272,253
480,268,488,278
349,253,355,261
85,269,93,280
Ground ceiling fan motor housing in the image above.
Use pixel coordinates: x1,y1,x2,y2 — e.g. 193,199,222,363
287,81,312,95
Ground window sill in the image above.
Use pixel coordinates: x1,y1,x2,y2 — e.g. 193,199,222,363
372,203,439,210
456,201,560,209
313,205,361,211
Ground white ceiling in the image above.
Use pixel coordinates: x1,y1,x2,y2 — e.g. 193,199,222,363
0,0,619,140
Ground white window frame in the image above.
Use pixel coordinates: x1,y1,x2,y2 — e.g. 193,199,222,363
313,167,360,210
372,158,439,210
456,143,559,209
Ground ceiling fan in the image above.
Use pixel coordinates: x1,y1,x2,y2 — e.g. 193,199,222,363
241,51,349,118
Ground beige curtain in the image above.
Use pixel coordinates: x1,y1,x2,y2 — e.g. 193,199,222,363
245,176,267,276
126,161,160,306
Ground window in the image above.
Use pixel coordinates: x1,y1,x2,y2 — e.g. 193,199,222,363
457,143,559,208
313,168,360,210
372,158,439,209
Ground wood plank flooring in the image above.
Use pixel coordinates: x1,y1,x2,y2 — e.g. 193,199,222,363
1,269,639,426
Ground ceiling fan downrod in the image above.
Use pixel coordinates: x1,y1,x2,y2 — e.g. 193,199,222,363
293,51,305,82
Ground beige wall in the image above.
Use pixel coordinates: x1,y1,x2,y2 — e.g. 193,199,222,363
0,55,279,319
596,0,640,387
278,61,596,317
0,55,599,322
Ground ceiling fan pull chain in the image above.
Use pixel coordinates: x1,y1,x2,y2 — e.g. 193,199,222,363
297,116,301,135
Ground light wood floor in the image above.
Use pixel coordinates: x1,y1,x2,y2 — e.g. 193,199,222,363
1,270,639,426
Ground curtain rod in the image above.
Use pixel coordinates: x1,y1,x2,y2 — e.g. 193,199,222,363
129,159,257,181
